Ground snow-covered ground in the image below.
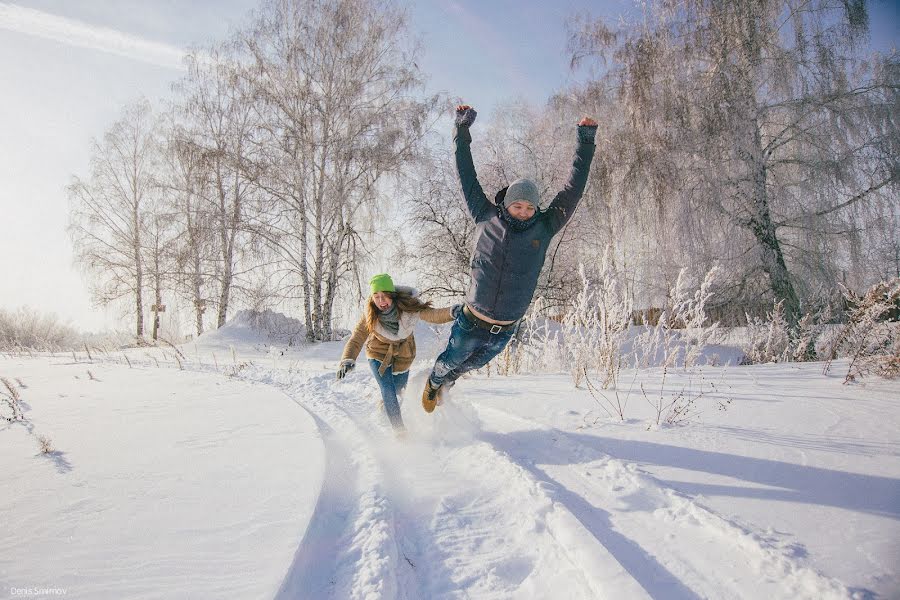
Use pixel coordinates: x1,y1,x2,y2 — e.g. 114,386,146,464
1,316,898,599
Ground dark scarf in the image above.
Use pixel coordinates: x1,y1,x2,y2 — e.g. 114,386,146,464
378,303,400,334
499,203,539,232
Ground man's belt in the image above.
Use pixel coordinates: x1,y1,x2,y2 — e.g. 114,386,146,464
463,305,519,334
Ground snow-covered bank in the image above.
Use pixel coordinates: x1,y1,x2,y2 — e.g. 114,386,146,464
0,357,324,599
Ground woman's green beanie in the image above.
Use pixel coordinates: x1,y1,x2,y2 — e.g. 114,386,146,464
369,273,395,294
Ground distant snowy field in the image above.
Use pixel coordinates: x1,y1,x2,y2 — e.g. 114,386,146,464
1,312,898,599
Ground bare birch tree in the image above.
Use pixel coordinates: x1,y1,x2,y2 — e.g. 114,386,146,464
143,208,178,341
160,122,218,337
241,0,440,340
177,43,262,329
405,144,476,299
68,99,160,340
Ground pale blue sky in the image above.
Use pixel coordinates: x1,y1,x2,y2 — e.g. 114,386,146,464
0,0,897,331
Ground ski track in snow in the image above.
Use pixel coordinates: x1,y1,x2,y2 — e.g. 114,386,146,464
470,405,854,600
226,362,857,600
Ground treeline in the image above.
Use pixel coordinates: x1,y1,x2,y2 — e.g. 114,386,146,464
68,0,898,342
68,0,439,342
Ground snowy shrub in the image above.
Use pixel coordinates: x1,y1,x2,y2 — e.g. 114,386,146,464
741,300,791,364
632,267,721,370
496,309,567,376
559,252,633,389
1,376,25,422
0,307,79,351
494,250,633,385
155,337,186,370
740,298,841,365
37,435,54,454
825,279,900,383
495,337,523,376
790,312,826,362
581,366,635,421
640,367,732,427
504,262,725,383
670,267,721,368
225,361,253,378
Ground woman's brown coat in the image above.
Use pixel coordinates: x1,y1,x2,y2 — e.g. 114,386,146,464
341,302,453,375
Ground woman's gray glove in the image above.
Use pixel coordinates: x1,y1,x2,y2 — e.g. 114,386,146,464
336,360,355,380
455,104,477,128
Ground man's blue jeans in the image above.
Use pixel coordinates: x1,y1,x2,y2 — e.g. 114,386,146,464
368,359,408,430
429,309,516,388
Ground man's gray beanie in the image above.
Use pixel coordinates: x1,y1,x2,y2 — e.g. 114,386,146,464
504,178,540,209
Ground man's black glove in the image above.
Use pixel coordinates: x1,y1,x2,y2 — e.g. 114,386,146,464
455,104,477,128
577,122,598,145
336,360,355,380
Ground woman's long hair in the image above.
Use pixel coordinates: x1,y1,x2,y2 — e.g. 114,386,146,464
364,290,433,333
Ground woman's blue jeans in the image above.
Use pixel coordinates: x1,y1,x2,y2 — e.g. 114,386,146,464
428,309,515,388
368,359,408,430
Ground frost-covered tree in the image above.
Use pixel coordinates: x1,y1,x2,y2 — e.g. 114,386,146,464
569,0,899,326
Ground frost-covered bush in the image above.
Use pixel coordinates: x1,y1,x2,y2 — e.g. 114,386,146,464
739,301,836,365
740,279,900,374
631,267,721,370
825,279,900,383
495,308,566,376
494,248,633,388
497,263,735,426
741,300,791,364
502,262,727,384
1,376,26,423
561,252,633,389
738,299,830,364
0,307,79,351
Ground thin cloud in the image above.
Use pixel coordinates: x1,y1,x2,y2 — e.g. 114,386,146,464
0,2,185,70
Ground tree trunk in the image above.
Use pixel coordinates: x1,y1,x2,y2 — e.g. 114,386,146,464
746,115,802,327
300,192,313,342
135,274,144,339
193,250,204,336
186,191,205,337
311,142,329,341
216,158,234,329
133,204,145,340
152,257,162,341
322,215,347,341
217,267,232,328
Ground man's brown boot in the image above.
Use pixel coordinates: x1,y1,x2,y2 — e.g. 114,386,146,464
422,380,442,413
